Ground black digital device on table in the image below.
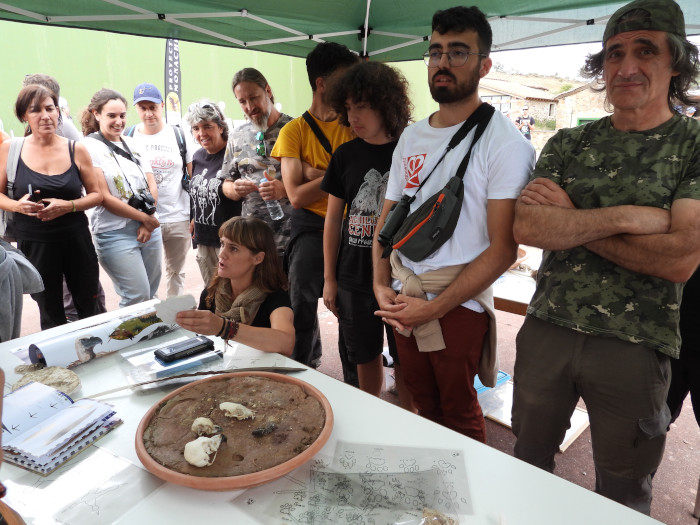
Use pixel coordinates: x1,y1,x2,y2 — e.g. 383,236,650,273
154,336,215,363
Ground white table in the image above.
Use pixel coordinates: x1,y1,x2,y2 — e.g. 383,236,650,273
493,246,541,316
0,303,660,524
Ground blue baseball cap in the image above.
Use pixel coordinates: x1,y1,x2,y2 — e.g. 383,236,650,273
133,83,163,105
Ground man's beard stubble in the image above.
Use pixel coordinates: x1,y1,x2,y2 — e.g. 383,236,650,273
249,99,273,132
429,67,480,104
250,109,271,132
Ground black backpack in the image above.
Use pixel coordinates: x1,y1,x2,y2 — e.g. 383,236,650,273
125,124,190,190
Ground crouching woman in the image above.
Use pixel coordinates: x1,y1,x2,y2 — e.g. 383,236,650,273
176,216,294,356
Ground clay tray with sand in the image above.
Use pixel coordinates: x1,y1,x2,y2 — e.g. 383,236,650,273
135,371,333,490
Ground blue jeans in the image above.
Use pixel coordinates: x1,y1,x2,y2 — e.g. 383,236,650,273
94,222,163,307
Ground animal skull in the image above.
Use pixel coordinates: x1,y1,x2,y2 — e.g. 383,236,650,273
219,402,255,420
183,435,223,467
191,417,222,436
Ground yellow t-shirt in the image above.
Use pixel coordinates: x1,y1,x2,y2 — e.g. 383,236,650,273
271,113,354,218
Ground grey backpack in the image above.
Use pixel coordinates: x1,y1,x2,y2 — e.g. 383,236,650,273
1,137,25,242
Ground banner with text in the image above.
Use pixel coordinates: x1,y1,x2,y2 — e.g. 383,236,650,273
164,38,182,125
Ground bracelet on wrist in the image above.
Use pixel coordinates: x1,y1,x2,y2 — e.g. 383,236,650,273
216,317,227,337
71,200,76,212
225,319,239,341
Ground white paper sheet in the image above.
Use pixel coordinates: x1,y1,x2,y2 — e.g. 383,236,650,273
155,294,197,326
236,442,471,524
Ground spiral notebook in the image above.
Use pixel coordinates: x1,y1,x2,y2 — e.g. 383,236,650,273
2,381,122,475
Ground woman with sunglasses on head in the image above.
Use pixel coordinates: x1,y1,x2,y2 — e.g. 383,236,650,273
185,100,241,286
0,84,103,329
81,88,162,307
176,216,294,355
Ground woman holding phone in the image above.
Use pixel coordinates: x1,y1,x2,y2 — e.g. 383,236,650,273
0,84,102,329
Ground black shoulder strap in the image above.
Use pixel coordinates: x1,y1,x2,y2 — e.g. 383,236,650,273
171,125,189,180
88,131,140,166
68,140,75,162
408,102,495,203
301,111,333,155
454,103,495,181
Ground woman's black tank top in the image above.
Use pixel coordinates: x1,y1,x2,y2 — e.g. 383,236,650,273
14,140,89,242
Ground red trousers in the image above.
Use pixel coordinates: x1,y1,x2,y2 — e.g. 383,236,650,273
395,306,489,442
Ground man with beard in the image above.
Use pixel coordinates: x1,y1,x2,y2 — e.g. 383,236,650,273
271,42,358,372
373,6,534,440
222,68,293,259
511,0,700,513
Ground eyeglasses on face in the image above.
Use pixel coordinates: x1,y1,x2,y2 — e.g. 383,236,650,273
255,131,266,157
423,47,486,68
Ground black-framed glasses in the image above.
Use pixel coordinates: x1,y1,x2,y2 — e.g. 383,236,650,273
423,48,486,68
255,131,266,157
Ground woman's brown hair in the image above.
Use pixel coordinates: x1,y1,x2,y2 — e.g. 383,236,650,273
205,217,287,306
15,84,60,136
79,88,127,136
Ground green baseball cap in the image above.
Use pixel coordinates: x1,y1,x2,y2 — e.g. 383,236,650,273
603,0,686,43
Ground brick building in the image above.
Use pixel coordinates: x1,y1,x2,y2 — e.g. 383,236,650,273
479,72,609,152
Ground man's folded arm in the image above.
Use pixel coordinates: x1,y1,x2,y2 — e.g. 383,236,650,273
585,198,700,282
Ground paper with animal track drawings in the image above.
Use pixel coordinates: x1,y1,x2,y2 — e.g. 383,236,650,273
16,306,176,369
2,447,163,524
236,442,471,524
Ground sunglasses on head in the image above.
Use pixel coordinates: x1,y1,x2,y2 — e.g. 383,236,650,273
255,131,266,157
189,101,223,120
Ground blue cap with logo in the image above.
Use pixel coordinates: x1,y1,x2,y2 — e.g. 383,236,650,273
133,83,163,105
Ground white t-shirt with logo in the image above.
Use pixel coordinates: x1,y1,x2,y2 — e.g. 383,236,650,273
385,109,535,309
130,125,197,223
83,135,155,234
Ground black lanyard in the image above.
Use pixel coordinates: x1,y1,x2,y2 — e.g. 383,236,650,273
90,131,141,166
89,131,149,194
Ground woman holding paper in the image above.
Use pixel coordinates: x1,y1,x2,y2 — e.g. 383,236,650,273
176,216,294,356
0,84,103,330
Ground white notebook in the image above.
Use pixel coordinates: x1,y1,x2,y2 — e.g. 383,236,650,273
2,381,121,475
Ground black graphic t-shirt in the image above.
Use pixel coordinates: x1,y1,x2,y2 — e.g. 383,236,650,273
515,115,535,140
321,138,396,292
190,147,241,247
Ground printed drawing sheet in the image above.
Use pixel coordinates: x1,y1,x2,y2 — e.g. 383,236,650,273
237,441,471,524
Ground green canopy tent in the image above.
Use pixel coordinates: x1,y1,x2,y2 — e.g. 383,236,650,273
0,0,698,61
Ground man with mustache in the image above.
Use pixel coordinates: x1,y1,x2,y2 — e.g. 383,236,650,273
511,0,700,514
373,6,534,440
221,68,293,259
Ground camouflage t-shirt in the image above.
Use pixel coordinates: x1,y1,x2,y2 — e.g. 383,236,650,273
221,115,293,259
528,114,700,357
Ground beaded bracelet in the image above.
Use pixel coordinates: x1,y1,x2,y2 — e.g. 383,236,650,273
225,319,239,341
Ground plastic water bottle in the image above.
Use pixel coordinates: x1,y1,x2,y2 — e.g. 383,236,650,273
262,166,284,221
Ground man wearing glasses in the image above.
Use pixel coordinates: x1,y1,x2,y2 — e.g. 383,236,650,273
222,68,293,260
373,6,534,440
271,42,358,373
